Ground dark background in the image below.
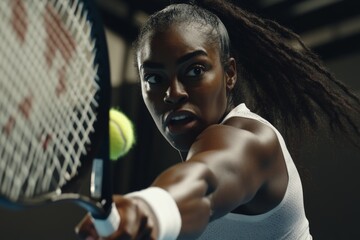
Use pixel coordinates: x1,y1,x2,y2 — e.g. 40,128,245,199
1,0,359,239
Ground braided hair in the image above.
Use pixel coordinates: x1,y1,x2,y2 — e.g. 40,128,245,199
134,0,360,148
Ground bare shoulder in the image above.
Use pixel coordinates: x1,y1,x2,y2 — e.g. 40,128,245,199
187,116,288,215
189,116,280,159
224,116,279,151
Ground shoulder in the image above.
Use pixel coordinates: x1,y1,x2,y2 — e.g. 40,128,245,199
225,116,279,150
185,116,288,215
191,116,280,159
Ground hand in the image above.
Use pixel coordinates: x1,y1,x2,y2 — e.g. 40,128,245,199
75,195,157,240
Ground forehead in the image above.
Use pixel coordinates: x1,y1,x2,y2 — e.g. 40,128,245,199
137,23,219,64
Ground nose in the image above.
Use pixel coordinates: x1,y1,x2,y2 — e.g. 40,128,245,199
163,79,188,104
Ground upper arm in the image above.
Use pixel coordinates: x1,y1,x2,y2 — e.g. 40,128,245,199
186,119,281,218
151,117,285,238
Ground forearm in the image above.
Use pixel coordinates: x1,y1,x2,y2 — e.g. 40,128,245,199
151,161,217,239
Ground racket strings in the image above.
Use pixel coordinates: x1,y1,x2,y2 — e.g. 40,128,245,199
0,0,101,201
0,0,59,199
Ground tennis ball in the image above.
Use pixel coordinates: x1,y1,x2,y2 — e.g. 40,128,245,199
109,109,135,160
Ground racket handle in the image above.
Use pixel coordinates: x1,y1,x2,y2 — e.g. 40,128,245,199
91,203,120,237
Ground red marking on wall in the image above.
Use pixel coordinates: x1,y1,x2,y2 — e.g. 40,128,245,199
11,0,28,43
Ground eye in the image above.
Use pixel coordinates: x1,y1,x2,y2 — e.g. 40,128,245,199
186,65,205,77
144,74,161,84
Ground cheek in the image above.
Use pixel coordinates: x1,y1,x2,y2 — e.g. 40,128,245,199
196,78,228,122
141,82,155,108
142,91,156,116
141,87,163,124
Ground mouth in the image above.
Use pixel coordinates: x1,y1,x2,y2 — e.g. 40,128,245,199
164,110,197,134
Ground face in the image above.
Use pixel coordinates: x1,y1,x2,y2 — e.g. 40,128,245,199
137,23,236,154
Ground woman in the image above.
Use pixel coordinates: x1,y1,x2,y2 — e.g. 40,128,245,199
76,1,360,239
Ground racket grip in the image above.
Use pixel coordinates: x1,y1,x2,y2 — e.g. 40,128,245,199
91,203,120,237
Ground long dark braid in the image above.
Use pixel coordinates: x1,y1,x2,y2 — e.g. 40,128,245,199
194,0,360,145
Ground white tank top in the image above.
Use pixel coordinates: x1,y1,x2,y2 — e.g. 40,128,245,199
197,104,312,240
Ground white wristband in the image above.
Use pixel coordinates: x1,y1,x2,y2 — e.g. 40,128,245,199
127,187,182,240
91,203,121,237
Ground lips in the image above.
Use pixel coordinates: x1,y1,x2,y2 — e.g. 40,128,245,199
164,110,197,134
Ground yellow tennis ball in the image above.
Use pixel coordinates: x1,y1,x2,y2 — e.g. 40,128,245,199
109,109,135,160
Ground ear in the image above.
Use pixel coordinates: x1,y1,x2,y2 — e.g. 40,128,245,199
225,57,237,91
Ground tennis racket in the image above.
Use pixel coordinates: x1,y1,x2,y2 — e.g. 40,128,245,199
0,0,119,237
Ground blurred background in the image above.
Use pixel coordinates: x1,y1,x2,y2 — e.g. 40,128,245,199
1,0,359,239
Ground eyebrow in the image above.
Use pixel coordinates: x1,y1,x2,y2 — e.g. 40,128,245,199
140,50,208,70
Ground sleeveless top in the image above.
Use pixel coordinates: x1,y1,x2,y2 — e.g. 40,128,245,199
197,104,312,240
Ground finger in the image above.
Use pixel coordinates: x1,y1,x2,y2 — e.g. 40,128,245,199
136,216,154,240
75,214,99,240
110,196,154,240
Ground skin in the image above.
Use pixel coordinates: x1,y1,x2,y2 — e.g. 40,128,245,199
76,22,288,240
138,24,231,156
